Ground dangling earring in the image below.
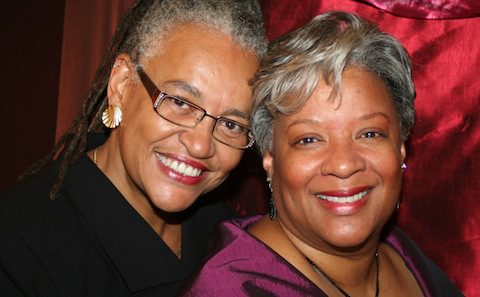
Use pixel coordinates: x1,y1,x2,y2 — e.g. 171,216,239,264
267,176,276,220
102,105,122,128
267,176,273,193
398,164,406,209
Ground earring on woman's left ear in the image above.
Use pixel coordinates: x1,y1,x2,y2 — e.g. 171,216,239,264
102,104,122,128
269,198,277,220
267,176,273,193
266,176,276,220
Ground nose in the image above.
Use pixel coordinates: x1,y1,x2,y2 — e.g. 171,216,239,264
179,117,216,159
320,139,365,178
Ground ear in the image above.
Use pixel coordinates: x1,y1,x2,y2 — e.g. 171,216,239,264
263,150,274,178
107,53,133,107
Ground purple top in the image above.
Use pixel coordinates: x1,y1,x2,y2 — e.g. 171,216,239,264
179,215,463,296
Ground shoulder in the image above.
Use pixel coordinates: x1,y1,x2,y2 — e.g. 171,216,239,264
180,216,325,297
0,167,64,296
0,165,58,226
184,191,237,236
0,157,94,261
385,226,464,296
0,161,89,251
179,216,263,296
197,215,263,268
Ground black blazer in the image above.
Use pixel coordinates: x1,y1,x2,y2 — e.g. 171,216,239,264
0,154,234,296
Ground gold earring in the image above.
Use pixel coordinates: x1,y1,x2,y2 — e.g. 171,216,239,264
102,105,122,128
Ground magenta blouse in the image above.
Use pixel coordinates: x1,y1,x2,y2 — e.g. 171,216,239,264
179,215,463,296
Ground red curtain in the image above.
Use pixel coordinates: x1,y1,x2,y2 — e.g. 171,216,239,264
56,0,135,139
260,0,479,295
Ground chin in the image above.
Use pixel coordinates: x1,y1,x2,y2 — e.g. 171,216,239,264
325,226,375,249
149,194,195,214
160,201,195,214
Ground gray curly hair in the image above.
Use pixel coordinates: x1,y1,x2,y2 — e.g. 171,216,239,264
252,11,415,155
121,0,268,64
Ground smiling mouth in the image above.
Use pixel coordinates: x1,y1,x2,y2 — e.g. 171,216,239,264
156,153,202,177
316,190,369,204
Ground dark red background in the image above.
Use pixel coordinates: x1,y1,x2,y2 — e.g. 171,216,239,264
2,1,478,295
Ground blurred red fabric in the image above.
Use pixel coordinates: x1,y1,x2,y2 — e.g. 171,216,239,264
56,0,135,140
259,1,479,295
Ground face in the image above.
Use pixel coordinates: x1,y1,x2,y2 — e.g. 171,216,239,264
264,67,406,252
105,24,258,214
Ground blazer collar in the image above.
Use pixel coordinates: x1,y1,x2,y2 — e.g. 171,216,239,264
64,155,203,292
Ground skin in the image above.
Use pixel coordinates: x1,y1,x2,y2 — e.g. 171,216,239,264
92,24,259,251
250,67,422,296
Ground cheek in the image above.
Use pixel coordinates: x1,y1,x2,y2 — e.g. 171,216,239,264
369,151,403,198
373,150,402,177
276,147,318,177
120,115,157,154
273,154,316,195
121,84,163,131
202,149,243,194
217,149,244,173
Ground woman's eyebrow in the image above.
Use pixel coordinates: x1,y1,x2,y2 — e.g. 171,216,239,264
359,112,390,121
164,80,250,120
225,109,250,120
164,80,202,98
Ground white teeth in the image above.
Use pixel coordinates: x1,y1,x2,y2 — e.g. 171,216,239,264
156,154,202,177
317,190,368,204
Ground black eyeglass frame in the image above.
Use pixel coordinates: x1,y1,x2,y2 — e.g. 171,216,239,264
136,66,255,149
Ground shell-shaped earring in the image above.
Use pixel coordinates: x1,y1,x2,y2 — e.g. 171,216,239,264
102,105,122,128
401,163,407,170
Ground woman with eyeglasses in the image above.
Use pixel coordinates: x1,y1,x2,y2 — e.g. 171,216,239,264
0,0,266,296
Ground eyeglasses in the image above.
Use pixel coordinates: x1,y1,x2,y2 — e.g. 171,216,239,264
136,67,255,149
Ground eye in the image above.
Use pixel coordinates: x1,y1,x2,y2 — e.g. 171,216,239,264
224,120,241,131
171,97,190,109
361,131,385,139
216,118,248,137
162,96,197,116
297,137,318,145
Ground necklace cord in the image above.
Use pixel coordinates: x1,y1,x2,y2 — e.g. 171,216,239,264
306,251,379,297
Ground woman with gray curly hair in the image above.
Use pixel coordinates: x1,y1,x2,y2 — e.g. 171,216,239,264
179,11,462,297
0,0,266,296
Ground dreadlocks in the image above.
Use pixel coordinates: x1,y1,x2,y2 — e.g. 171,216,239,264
19,0,154,199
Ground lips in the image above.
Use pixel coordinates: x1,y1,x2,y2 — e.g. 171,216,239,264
156,153,203,177
315,187,372,215
316,190,369,204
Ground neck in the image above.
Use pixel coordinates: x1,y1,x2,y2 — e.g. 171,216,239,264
275,218,380,295
307,251,379,297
